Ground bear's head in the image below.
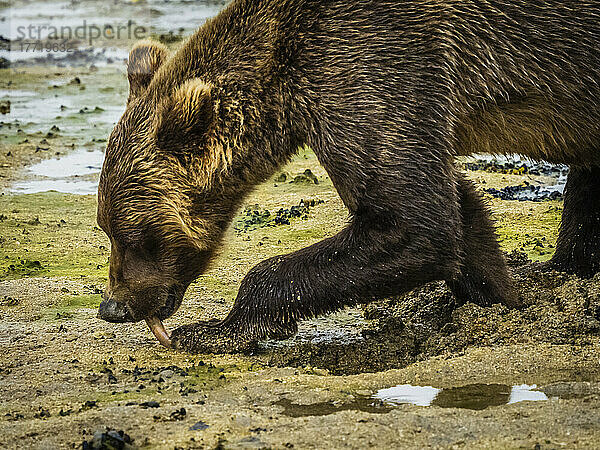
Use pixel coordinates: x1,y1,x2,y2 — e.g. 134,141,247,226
96,40,245,326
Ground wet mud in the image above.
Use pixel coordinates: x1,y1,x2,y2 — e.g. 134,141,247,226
265,252,600,375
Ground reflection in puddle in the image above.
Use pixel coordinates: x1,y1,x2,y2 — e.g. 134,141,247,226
375,384,441,407
10,149,104,194
275,383,552,418
375,383,548,410
508,384,549,405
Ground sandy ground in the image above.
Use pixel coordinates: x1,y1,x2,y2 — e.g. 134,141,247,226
1,282,599,449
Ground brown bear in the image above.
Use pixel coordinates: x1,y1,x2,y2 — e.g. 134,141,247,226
97,0,600,352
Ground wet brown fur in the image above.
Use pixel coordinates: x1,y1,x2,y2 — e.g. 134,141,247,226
98,0,600,350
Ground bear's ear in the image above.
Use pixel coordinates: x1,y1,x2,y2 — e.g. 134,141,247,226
127,40,169,101
153,79,214,151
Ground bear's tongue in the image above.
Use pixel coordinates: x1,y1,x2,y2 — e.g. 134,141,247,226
145,316,171,348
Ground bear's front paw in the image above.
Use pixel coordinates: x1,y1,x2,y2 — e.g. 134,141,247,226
171,321,256,354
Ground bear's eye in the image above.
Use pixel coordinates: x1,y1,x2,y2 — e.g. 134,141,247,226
141,235,161,260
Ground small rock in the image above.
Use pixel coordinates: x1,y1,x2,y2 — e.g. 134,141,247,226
170,407,186,421
189,421,209,431
1,296,19,306
93,331,115,340
274,172,289,183
34,408,50,419
159,369,174,379
0,100,10,114
82,428,133,450
139,401,160,409
291,169,319,185
5,412,25,421
82,400,97,410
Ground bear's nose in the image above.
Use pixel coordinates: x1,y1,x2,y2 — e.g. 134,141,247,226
97,297,134,323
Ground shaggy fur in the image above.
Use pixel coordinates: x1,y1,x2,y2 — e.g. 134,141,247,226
548,166,600,278
97,0,600,351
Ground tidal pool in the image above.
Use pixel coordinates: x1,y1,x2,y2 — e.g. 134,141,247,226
10,148,104,194
275,383,553,418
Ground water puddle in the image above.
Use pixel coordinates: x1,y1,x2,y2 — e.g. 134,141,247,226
274,382,587,418
10,178,98,195
273,397,393,418
374,383,548,410
149,2,224,35
261,308,366,349
2,87,124,134
10,148,104,194
26,148,103,177
464,154,569,178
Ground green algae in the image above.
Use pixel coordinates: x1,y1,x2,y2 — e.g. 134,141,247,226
0,192,109,281
39,294,102,321
494,201,562,261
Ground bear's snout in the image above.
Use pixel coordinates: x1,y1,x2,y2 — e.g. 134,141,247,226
97,295,135,323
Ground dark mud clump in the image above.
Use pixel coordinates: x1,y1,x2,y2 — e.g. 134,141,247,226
4,259,46,277
189,421,209,431
81,428,133,450
273,198,325,225
485,183,563,201
0,296,19,306
234,199,324,231
275,168,320,184
266,251,600,375
291,169,319,184
0,100,10,115
234,205,271,232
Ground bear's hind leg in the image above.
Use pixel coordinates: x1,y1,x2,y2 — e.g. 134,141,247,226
548,166,600,278
447,176,519,308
